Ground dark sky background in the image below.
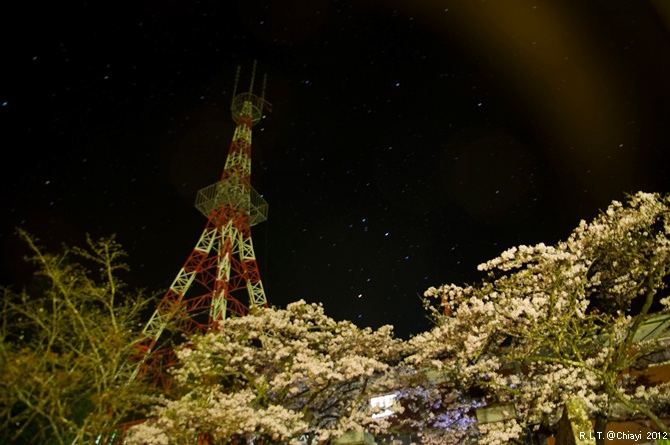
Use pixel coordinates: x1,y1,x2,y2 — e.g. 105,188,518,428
2,0,670,339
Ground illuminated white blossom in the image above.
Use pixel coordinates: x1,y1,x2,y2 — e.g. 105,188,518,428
128,300,407,444
412,192,670,442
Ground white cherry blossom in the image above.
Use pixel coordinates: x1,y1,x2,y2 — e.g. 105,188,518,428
411,192,670,444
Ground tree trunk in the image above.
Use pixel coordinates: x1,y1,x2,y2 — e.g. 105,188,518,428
594,413,608,445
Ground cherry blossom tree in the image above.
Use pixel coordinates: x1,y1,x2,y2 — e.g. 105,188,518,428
126,300,409,445
409,192,670,445
0,230,153,445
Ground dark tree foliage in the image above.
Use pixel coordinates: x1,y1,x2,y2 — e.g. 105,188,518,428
0,230,154,444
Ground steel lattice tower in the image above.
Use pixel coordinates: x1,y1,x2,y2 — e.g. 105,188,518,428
131,62,271,388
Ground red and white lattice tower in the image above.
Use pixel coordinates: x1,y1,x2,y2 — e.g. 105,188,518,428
132,62,271,388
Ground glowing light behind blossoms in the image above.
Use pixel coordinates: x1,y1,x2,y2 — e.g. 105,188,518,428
370,393,398,419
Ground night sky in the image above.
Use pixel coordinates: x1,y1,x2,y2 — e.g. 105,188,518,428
3,1,670,338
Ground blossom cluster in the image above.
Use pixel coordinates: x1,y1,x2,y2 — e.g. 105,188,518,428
127,300,408,444
410,192,670,443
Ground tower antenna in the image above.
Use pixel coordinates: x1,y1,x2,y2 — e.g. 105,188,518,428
261,73,268,105
232,65,241,99
248,59,257,93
